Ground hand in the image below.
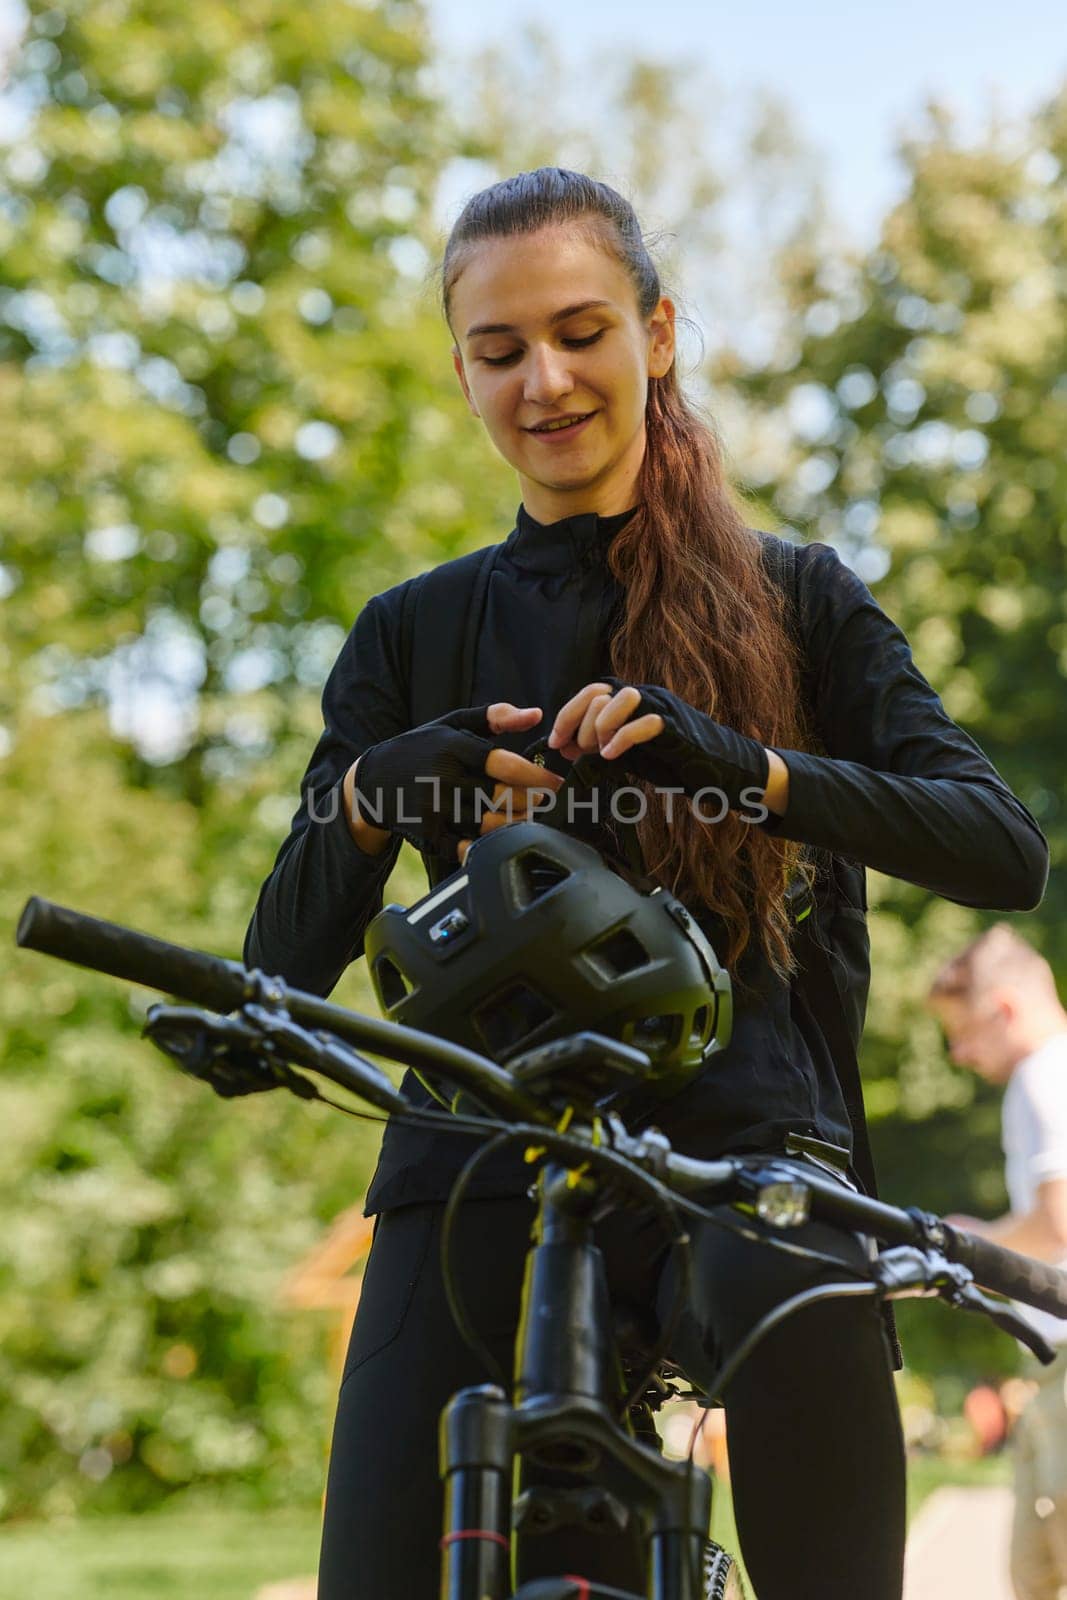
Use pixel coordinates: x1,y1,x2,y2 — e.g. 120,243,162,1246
478,745,565,835
352,702,552,852
547,681,664,762
943,1213,993,1237
454,708,564,864
550,679,771,818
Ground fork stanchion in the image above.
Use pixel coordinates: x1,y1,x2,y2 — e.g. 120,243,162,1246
649,1507,713,1600
649,1459,713,1600
440,1384,513,1600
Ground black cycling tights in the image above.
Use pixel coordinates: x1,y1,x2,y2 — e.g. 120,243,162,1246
318,1194,906,1600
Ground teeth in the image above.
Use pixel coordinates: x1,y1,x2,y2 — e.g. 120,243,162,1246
537,415,586,432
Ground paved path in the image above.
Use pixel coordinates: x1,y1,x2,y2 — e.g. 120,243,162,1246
904,1486,1014,1600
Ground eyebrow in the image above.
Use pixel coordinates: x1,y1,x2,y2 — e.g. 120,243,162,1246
464,299,613,339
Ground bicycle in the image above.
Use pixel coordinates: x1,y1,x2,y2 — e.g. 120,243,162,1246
17,891,1067,1600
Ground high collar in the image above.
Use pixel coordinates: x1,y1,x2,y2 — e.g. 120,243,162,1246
505,503,638,575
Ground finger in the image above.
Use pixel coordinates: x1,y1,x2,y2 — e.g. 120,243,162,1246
550,731,585,763
485,783,558,823
485,749,565,788
443,704,540,740
590,686,643,748
478,808,528,836
551,684,612,749
486,703,543,735
511,785,561,820
575,693,613,754
599,713,664,760
457,838,472,865
483,783,526,820
547,683,615,750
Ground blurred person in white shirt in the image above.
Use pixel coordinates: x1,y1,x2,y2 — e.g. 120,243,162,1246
929,924,1067,1600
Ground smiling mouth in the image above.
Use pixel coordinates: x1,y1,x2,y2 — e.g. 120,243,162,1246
527,412,595,435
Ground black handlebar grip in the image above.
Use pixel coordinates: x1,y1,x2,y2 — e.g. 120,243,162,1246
16,896,250,1014
945,1223,1067,1321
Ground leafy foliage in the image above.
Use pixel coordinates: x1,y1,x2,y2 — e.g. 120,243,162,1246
0,0,471,1518
0,708,418,1518
726,92,1067,1387
0,0,518,780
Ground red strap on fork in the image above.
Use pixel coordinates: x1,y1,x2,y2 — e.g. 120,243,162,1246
438,1539,590,1599
439,1528,510,1551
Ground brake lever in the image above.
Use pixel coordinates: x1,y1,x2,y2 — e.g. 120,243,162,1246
873,1245,1058,1365
241,1004,407,1116
873,1245,960,1297
948,1280,1057,1365
144,1003,317,1099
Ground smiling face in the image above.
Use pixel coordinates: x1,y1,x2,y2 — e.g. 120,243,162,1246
448,224,675,524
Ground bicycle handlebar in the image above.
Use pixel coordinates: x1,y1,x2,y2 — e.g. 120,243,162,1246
941,1223,1067,1322
17,895,250,1014
17,895,1067,1324
15,896,545,1123
664,1149,1067,1323
818,1180,1067,1322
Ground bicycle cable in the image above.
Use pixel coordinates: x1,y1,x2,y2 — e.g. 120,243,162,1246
439,1128,524,1388
615,1188,691,1420
286,1072,875,1284
239,1048,887,1329
431,1118,878,1435
703,1279,879,1405
436,1119,697,1421
683,1278,878,1467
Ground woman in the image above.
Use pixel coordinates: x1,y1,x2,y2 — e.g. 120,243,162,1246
245,169,1048,1598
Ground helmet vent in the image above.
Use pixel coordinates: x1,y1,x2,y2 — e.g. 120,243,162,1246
510,850,572,909
373,954,413,1011
473,981,555,1058
629,1013,684,1058
585,927,651,980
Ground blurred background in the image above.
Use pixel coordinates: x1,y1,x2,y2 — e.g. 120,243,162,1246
1,0,1065,1593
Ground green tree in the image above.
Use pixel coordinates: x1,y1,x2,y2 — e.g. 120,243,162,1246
0,0,518,786
724,89,1067,1388
0,0,470,1518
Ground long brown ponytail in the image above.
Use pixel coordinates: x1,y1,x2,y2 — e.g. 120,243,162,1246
443,168,810,975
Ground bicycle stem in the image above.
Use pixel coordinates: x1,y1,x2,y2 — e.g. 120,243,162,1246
440,1158,713,1600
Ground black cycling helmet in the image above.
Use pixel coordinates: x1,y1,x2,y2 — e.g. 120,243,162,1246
365,822,731,1103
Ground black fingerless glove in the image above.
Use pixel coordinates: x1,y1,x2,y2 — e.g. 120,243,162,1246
603,681,769,814
354,707,495,849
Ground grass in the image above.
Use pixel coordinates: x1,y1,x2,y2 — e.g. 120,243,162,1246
0,1457,1012,1599
0,1506,322,1600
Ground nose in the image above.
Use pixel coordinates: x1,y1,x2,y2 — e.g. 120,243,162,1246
523,343,574,407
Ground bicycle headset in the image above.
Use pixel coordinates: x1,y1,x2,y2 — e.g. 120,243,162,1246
365,821,732,1106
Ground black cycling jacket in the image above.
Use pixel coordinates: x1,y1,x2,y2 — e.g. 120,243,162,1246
244,506,1048,1212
